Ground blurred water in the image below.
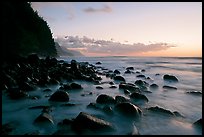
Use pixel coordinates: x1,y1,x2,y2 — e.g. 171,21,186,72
2,56,202,135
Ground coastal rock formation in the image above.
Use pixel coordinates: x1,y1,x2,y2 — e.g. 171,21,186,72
114,102,142,118
113,76,126,82
34,112,54,124
71,112,115,133
96,94,116,104
130,92,149,102
163,74,179,82
119,83,140,92
49,90,69,102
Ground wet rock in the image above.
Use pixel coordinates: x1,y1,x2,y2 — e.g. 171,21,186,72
61,84,71,90
109,85,117,88
49,90,69,102
155,73,160,76
130,92,149,102
71,112,115,132
119,83,140,92
114,75,126,82
141,69,145,72
150,83,159,89
173,111,185,118
96,94,116,104
70,83,83,89
124,69,132,74
109,81,115,85
7,88,29,99
114,102,142,118
136,75,146,78
163,74,178,82
96,86,103,89
163,85,177,90
193,118,202,128
186,91,202,96
96,62,102,65
126,67,134,70
136,71,140,74
115,95,129,104
113,69,120,74
147,106,174,116
34,112,54,124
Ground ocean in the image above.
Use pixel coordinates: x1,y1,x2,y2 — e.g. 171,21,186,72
2,56,202,135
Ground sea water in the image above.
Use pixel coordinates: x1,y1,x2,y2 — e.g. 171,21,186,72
2,56,202,135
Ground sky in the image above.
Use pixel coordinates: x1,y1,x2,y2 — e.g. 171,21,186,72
31,2,202,57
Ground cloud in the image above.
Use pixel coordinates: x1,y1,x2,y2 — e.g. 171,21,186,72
55,36,176,56
83,4,112,13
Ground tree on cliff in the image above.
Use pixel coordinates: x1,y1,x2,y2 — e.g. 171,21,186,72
1,2,57,61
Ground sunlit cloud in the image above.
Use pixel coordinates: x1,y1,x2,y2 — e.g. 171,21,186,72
83,4,112,13
55,36,176,56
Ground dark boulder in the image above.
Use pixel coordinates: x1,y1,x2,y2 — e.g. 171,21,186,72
71,112,115,132
96,94,115,104
163,74,178,82
102,106,114,115
113,69,120,74
126,67,134,70
49,90,69,102
114,102,142,118
119,83,140,92
147,106,174,116
34,112,54,124
96,62,102,65
114,76,126,82
186,91,202,96
136,74,146,78
130,92,149,102
163,85,177,90
150,83,159,89
109,81,115,85
87,102,101,110
193,118,202,128
124,69,132,74
71,60,79,70
115,95,129,104
109,85,117,88
96,86,103,89
70,83,83,89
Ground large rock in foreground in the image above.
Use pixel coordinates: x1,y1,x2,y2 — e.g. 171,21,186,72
49,90,69,102
72,112,115,133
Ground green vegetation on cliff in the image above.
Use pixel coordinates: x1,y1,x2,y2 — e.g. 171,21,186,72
1,2,57,61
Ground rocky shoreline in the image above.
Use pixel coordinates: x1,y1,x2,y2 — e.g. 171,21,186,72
1,54,202,135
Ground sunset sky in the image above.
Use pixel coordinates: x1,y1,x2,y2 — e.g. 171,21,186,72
31,2,202,57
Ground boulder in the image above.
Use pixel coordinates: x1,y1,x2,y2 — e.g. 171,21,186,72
163,74,178,82
96,94,115,104
136,75,146,78
130,92,149,102
71,112,115,132
34,112,54,124
150,83,159,89
163,85,177,90
186,91,202,96
114,102,142,118
126,67,134,70
96,62,102,65
124,69,132,74
147,106,174,116
119,83,140,92
193,118,202,128
70,83,83,89
102,106,114,115
49,90,69,102
113,69,120,74
109,85,117,88
96,86,103,89
115,95,129,104
113,76,126,82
